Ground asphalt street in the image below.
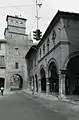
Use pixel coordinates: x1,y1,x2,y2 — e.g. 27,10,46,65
0,91,67,120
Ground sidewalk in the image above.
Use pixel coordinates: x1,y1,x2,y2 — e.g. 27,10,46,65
23,89,58,101
23,89,79,105
23,89,79,119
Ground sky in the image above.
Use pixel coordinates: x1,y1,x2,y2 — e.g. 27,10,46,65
0,0,79,42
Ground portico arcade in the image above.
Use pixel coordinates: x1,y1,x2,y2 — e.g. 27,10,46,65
64,52,79,95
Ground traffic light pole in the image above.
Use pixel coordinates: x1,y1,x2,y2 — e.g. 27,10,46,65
33,0,42,41
36,0,38,30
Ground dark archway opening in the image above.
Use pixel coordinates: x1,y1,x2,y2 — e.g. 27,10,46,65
35,74,38,92
48,62,59,94
40,68,46,93
0,78,5,88
65,56,79,95
10,74,23,90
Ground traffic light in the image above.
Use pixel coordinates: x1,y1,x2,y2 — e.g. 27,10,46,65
33,29,42,41
36,29,42,40
33,30,37,40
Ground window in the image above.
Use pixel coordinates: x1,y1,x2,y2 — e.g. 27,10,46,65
47,38,50,52
0,44,1,50
0,56,4,66
40,48,41,58
31,59,33,69
20,22,23,24
15,62,19,69
10,20,13,22
15,48,19,55
35,57,36,66
43,44,45,55
16,21,18,23
52,30,56,45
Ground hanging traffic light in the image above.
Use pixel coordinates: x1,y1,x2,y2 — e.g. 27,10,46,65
36,29,42,40
33,29,42,41
33,30,37,40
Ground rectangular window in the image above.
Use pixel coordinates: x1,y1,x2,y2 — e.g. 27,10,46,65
0,56,4,66
15,48,19,55
0,44,1,50
15,62,19,69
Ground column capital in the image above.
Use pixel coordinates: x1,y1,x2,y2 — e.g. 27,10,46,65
59,69,67,75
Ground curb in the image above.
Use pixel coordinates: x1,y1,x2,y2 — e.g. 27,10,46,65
23,89,59,100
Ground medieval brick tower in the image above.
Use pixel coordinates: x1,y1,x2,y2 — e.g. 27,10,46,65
4,15,33,90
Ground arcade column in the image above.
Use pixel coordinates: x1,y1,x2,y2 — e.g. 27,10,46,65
38,79,41,93
59,70,66,99
46,78,50,94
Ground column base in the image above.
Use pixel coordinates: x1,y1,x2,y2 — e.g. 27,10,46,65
58,94,66,99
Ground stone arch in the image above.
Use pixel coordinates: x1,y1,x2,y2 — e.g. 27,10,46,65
63,51,79,95
63,51,79,69
48,58,59,94
10,74,23,90
47,58,59,73
40,65,46,72
40,66,46,93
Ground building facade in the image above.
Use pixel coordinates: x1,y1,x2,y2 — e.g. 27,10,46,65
0,39,6,89
0,15,33,91
26,10,79,98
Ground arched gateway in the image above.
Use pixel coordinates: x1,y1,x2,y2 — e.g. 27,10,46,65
10,74,23,90
0,77,5,88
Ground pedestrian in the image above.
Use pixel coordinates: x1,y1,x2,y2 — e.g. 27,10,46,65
1,86,4,95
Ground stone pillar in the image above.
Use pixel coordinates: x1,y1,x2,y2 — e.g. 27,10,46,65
59,70,66,99
38,79,41,93
46,78,50,94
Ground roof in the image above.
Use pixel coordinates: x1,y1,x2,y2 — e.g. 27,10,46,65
25,44,37,59
26,10,79,58
37,10,79,48
6,15,27,21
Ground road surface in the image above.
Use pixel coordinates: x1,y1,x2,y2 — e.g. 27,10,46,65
0,91,67,120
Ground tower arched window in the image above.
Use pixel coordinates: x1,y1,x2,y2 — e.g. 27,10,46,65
47,38,50,52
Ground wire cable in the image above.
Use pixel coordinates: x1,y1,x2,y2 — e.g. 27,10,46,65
0,4,35,9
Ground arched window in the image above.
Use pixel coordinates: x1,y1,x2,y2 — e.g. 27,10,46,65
52,30,56,45
40,48,41,58
43,44,45,55
15,62,19,69
47,38,50,52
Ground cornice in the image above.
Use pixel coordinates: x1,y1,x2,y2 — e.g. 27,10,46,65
38,41,70,63
9,31,28,36
8,25,26,29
